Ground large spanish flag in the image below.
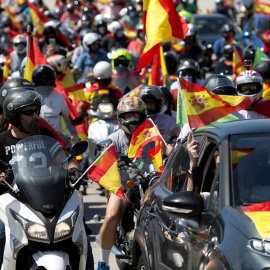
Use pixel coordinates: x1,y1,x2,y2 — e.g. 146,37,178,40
180,78,253,128
254,1,270,15
231,148,255,170
243,202,270,238
87,144,125,199
128,118,165,158
233,46,245,76
136,0,188,71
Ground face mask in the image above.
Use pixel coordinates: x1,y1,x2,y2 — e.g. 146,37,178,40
98,27,107,35
116,31,123,38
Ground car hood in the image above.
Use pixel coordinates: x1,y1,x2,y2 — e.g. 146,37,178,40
227,203,270,241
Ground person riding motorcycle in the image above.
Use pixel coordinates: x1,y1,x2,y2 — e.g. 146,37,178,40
96,96,148,270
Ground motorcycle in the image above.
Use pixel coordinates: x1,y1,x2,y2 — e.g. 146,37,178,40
0,135,89,269
94,140,160,270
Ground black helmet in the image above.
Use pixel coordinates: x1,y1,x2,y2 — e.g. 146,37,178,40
203,74,237,95
223,44,242,61
164,51,178,75
117,96,147,134
0,78,35,106
222,24,235,41
0,16,12,28
244,45,256,61
43,25,57,39
3,89,42,128
138,85,165,115
177,59,200,83
32,64,56,96
254,61,270,80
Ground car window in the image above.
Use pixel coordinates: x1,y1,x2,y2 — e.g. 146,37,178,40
231,133,270,206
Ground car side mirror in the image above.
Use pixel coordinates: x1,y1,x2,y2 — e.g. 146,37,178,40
67,141,88,161
162,191,204,219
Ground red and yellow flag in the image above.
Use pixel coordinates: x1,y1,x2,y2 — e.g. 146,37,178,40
243,202,270,238
136,0,188,71
254,1,270,15
148,140,163,174
180,78,253,128
87,144,125,199
3,53,11,82
231,148,255,170
24,33,35,82
128,118,165,159
233,46,246,76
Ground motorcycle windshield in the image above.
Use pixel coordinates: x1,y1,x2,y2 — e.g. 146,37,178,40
10,135,68,215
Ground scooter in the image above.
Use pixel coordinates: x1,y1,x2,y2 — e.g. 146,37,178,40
0,135,89,269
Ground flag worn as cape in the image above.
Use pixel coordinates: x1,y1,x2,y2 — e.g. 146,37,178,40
87,144,125,199
128,118,165,158
179,78,253,128
136,0,188,71
233,46,245,76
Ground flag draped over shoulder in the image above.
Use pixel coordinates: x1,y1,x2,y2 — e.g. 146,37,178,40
87,144,125,199
128,118,165,158
136,0,188,71
233,46,245,76
179,78,253,128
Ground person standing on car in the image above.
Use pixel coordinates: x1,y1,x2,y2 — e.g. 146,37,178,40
96,96,148,270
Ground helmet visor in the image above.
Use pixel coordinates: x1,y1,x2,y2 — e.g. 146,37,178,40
238,83,261,95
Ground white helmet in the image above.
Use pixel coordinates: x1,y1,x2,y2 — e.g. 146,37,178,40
93,61,112,80
82,32,102,52
47,54,68,73
235,70,263,103
109,21,123,34
94,14,109,26
13,35,27,54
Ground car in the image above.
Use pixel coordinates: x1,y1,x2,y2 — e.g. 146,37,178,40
193,13,243,46
132,119,270,270
242,14,270,47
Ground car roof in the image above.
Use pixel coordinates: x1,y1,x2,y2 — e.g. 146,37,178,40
194,119,270,140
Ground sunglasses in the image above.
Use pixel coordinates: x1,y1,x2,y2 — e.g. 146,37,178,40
20,109,40,116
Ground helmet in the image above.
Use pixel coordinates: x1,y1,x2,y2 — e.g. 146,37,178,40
117,96,147,134
177,59,200,83
3,88,42,128
93,61,112,80
223,44,242,61
138,85,165,115
254,61,270,81
32,64,56,96
47,54,68,73
96,20,108,36
186,23,197,37
215,0,225,11
127,5,136,17
13,35,27,54
82,32,102,52
43,24,57,39
0,78,35,106
222,24,235,40
243,45,256,61
109,21,123,34
235,70,263,102
81,14,92,27
204,74,237,95
164,51,178,75
111,48,131,69
94,14,109,26
0,16,12,28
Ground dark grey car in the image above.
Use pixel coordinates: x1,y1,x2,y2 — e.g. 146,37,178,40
132,119,270,270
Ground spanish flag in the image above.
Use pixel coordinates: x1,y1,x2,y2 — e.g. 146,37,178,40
3,53,11,82
243,202,270,238
136,0,188,71
254,1,270,15
87,144,125,199
128,119,165,159
148,140,163,174
24,32,35,82
233,46,245,76
231,148,255,170
180,78,252,128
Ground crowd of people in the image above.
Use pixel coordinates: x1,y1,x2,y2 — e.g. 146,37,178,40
0,0,270,269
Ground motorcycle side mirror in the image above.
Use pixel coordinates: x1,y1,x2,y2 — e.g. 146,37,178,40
67,141,88,161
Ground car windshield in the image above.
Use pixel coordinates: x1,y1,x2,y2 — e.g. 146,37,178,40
195,16,239,35
231,134,270,206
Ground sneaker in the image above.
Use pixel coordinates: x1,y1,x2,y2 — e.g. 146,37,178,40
97,261,110,270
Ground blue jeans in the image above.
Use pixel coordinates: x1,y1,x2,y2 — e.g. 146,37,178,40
0,219,94,270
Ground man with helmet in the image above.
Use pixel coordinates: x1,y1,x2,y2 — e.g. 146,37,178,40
10,35,27,78
96,96,148,270
72,32,110,84
138,85,180,144
32,64,79,143
101,21,129,53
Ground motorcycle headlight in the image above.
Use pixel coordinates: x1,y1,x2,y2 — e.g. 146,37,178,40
10,209,49,243
54,206,80,242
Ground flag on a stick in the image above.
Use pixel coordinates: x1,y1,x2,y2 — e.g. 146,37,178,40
233,46,245,76
179,78,253,128
148,140,164,174
24,27,35,82
87,144,125,199
136,0,188,71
